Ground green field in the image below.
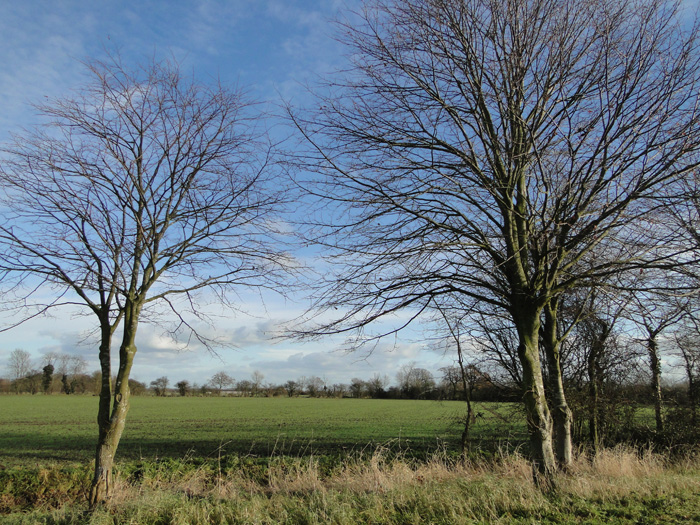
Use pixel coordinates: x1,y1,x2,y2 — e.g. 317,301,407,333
3,396,700,523
0,396,526,467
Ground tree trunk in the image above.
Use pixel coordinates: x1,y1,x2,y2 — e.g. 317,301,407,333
684,359,698,428
89,312,138,507
688,371,697,428
457,350,473,457
587,349,600,453
586,321,608,454
648,335,664,434
514,306,556,483
541,302,573,470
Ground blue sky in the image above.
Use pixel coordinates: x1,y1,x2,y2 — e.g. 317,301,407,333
0,0,453,387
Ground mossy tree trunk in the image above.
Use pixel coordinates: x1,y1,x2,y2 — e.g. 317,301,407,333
513,303,556,482
541,301,573,470
89,304,140,507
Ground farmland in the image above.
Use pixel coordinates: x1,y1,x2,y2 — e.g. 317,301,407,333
2,396,700,523
0,396,525,466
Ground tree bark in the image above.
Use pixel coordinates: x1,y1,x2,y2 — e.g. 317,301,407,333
541,302,573,470
587,348,600,453
648,334,664,434
456,341,473,457
515,306,556,483
89,311,138,507
586,320,608,454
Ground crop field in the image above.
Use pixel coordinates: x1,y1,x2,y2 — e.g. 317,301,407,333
0,396,526,467
3,396,700,523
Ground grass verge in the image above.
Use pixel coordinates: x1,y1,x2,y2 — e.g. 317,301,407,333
2,446,700,524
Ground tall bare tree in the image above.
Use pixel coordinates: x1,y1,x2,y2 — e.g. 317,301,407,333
292,0,700,480
624,286,687,433
0,55,293,504
557,288,631,451
435,308,480,454
7,348,32,383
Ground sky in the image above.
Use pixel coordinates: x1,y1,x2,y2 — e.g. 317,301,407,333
0,0,454,388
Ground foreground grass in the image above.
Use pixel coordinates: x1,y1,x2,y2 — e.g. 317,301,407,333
2,447,700,524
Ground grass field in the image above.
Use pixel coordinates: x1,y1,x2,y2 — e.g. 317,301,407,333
3,396,700,523
0,396,526,467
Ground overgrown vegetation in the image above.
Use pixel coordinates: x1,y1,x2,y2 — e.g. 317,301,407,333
2,446,700,523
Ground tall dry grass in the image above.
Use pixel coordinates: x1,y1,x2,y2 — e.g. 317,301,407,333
93,446,698,522
6,446,700,523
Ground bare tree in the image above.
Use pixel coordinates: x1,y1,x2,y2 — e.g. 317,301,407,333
0,55,294,504
350,377,367,398
251,370,265,396
436,310,479,454
675,326,700,426
558,288,632,452
150,376,169,396
396,363,435,399
621,277,687,434
292,0,700,479
305,375,326,397
210,371,234,395
41,351,59,368
7,348,32,382
366,373,389,398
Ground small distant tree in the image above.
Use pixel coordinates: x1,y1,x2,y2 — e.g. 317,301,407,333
41,352,58,369
150,376,169,396
175,380,190,397
210,372,234,395
305,376,325,397
284,380,299,397
396,363,435,399
440,366,462,400
251,370,265,396
128,379,147,396
42,364,54,394
8,349,32,386
350,378,366,398
330,383,348,398
61,374,71,395
366,374,389,398
22,370,42,395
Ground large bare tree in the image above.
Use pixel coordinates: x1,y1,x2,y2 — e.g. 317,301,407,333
7,348,32,383
0,56,294,504
292,0,700,480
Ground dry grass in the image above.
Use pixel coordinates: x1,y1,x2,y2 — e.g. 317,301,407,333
5,446,700,523
98,445,698,515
